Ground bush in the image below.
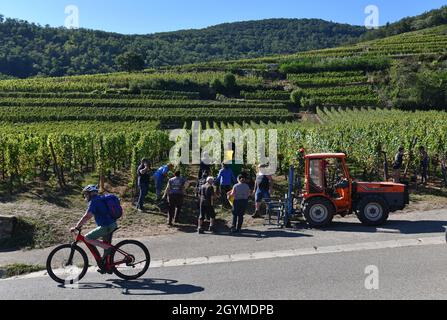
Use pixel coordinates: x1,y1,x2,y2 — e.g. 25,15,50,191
129,81,141,94
291,88,306,105
210,73,239,97
116,52,146,72
223,73,237,92
210,78,225,94
300,97,317,111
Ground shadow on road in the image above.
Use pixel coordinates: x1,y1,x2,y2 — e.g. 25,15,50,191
325,220,447,235
74,278,204,296
213,228,313,239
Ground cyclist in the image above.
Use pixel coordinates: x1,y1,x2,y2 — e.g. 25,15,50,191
70,185,117,274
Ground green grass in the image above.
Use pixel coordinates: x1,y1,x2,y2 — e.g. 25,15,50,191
0,263,45,278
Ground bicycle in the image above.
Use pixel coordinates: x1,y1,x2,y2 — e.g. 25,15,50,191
46,227,150,284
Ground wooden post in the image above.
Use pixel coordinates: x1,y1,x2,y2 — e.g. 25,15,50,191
49,141,65,189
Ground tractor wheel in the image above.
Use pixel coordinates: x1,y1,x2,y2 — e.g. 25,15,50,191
356,196,389,226
303,198,334,228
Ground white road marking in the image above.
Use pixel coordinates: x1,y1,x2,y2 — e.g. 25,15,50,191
2,236,445,281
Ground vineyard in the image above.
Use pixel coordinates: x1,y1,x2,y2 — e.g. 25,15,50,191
279,108,447,178
1,24,447,194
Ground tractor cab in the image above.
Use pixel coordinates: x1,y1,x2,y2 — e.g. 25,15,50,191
304,153,352,215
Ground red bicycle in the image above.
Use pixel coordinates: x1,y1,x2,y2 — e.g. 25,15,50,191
46,228,150,284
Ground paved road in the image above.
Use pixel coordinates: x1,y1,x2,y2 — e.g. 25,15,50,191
1,209,447,300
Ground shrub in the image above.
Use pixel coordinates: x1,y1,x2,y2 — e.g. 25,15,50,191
301,97,317,111
210,78,225,94
116,52,146,72
291,88,306,105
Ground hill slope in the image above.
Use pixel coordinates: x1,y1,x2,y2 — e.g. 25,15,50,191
0,17,367,78
0,24,446,130
1,24,447,198
1,5,447,79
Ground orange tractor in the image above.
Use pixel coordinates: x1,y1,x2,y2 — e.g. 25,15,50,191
273,152,409,228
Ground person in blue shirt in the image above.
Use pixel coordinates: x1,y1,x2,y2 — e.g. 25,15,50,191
215,163,236,207
153,163,174,201
71,185,117,274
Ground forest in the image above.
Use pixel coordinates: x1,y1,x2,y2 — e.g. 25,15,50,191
0,5,446,79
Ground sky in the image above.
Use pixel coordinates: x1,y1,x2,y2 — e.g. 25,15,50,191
0,0,446,35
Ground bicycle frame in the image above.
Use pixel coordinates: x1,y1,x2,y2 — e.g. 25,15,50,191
68,230,134,271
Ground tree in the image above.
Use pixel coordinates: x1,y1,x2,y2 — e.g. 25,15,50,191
116,52,145,72
210,78,225,95
223,73,238,96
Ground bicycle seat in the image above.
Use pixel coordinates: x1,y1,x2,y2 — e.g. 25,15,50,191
110,227,121,236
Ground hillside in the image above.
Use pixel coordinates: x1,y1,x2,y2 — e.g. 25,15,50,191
1,5,447,79
0,23,445,129
1,23,447,207
0,17,366,78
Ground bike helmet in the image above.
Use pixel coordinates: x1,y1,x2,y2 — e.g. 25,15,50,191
82,185,99,193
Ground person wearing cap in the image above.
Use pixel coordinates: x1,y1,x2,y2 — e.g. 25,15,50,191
228,174,251,233
70,185,117,274
198,176,217,234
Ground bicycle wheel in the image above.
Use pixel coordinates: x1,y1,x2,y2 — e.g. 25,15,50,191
46,244,89,284
111,240,150,280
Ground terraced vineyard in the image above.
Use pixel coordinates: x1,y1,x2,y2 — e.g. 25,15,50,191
1,24,446,192
175,25,447,110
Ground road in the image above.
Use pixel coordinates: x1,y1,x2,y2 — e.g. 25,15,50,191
1,209,447,300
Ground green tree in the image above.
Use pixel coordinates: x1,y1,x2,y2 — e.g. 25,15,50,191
116,52,145,72
210,78,225,95
223,73,237,96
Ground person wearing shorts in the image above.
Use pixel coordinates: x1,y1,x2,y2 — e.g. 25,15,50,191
198,177,217,234
71,185,117,274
